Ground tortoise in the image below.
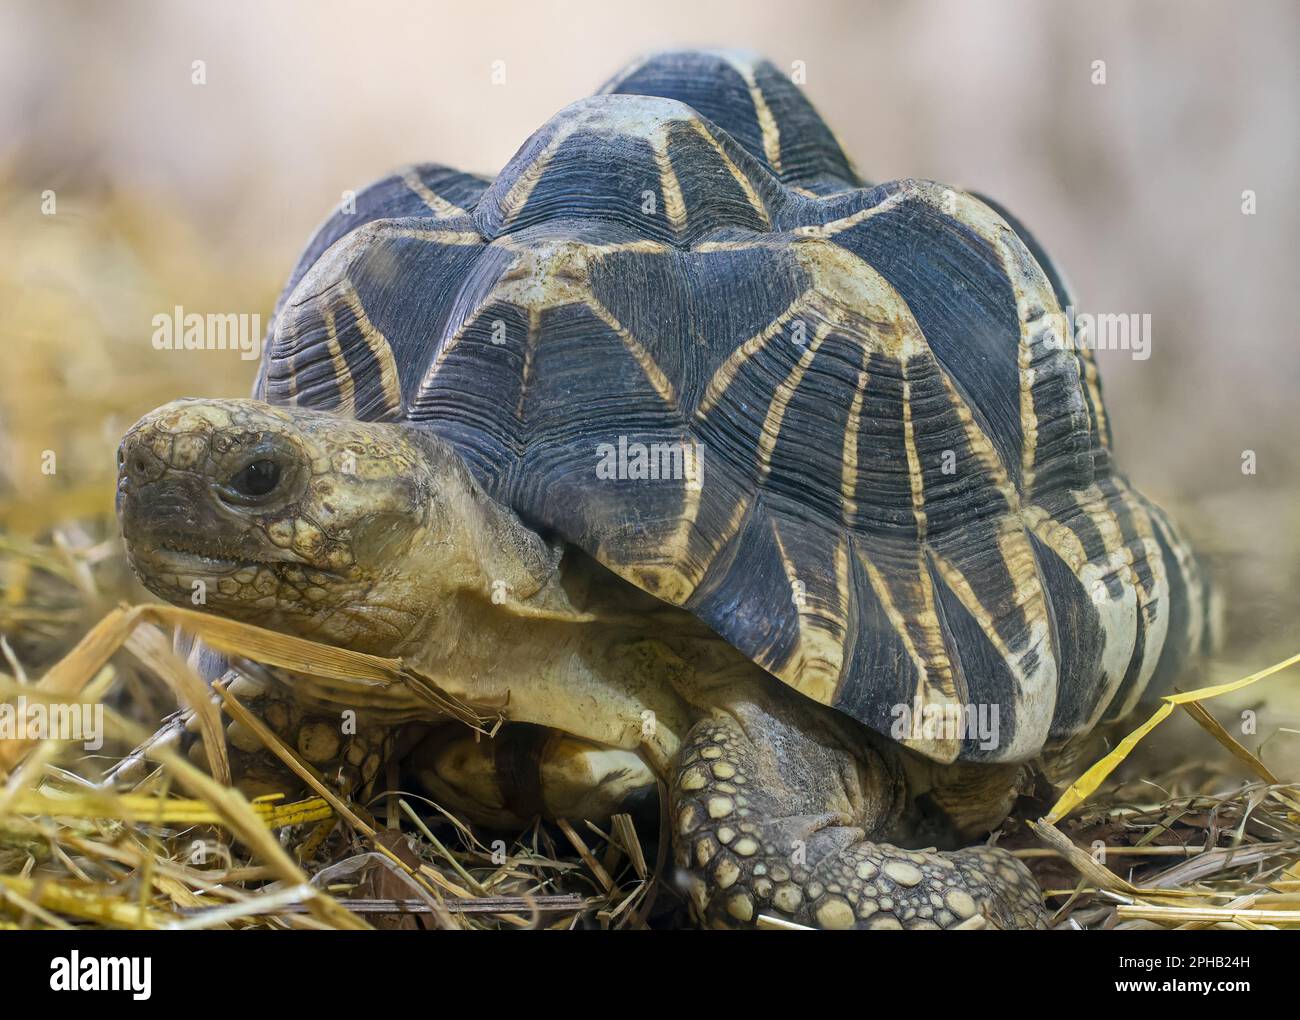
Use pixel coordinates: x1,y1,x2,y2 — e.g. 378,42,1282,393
115,49,1216,929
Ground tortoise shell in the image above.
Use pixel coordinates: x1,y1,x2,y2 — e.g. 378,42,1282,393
255,50,1213,764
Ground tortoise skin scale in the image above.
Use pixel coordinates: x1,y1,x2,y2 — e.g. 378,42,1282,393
255,50,1213,766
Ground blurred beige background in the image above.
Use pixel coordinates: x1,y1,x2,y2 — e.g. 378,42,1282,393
1,0,1296,662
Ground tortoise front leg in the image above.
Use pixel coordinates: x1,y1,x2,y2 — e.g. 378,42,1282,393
184,669,402,804
670,695,1047,930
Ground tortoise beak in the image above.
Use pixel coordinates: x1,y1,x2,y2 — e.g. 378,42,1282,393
116,420,228,571
116,429,204,546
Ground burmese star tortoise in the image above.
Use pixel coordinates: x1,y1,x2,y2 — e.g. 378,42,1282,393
116,49,1216,930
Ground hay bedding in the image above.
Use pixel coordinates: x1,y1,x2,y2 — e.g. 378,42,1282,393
3,529,1296,931
2,193,1297,931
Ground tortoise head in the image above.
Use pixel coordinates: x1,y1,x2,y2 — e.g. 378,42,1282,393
116,398,461,654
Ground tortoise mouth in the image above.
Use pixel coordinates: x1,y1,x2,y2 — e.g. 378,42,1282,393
131,536,333,580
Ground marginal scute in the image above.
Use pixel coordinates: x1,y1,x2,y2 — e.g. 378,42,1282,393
265,54,1210,765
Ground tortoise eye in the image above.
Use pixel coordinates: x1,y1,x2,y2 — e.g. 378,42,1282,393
228,459,281,498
